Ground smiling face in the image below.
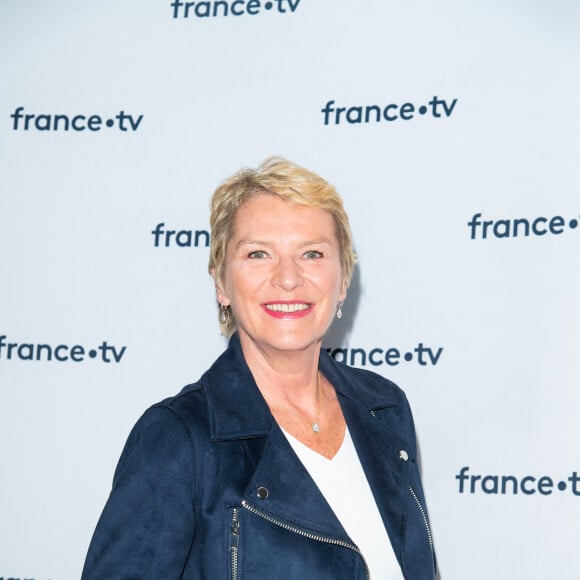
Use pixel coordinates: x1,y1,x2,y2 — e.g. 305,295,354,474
215,193,347,358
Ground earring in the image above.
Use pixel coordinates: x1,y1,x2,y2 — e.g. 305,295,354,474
336,302,343,319
220,304,228,323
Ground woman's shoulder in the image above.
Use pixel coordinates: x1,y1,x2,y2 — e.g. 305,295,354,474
146,379,209,427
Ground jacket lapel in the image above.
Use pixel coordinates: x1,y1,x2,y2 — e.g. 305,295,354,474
242,423,350,540
319,349,413,558
339,397,411,558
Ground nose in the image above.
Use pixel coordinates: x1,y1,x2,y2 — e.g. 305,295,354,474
272,255,304,291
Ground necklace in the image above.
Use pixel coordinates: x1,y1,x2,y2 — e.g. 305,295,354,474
310,372,322,434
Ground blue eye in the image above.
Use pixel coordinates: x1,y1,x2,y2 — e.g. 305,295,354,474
248,250,268,259
304,250,323,259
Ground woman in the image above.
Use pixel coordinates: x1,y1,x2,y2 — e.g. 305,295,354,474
82,157,436,579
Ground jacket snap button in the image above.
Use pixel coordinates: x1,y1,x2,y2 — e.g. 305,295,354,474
257,486,269,499
399,450,409,462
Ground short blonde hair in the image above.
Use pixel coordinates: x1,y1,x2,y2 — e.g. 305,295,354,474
209,156,356,336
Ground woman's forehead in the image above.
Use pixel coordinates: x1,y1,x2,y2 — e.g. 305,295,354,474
230,195,337,240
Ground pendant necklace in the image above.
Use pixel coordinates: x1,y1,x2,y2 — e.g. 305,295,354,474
310,372,322,434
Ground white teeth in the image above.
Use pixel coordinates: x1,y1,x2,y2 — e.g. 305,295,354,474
265,303,309,313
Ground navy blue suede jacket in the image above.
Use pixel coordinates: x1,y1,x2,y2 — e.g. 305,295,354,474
82,334,436,579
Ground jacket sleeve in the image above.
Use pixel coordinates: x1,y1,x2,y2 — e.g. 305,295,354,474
82,405,196,579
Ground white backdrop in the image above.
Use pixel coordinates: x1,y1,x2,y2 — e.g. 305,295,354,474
1,1,579,578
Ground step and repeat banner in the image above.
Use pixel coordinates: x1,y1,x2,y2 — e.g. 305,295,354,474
1,1,579,578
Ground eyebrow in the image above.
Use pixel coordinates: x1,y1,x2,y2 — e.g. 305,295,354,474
234,239,270,249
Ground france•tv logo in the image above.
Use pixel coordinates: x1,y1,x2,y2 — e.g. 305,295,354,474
0,335,127,364
170,0,301,18
10,106,143,132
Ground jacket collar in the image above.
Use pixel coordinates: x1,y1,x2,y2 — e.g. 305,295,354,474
203,333,401,441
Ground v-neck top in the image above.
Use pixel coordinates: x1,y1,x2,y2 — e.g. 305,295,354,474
281,426,404,580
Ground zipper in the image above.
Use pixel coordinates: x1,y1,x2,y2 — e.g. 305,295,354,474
409,485,436,578
230,507,240,580
242,499,370,579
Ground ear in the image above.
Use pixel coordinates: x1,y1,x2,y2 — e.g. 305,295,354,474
210,268,231,307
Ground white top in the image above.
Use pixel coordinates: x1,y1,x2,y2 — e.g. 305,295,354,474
281,426,404,580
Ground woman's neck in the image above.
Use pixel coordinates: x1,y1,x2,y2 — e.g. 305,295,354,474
238,332,322,409
238,331,346,460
